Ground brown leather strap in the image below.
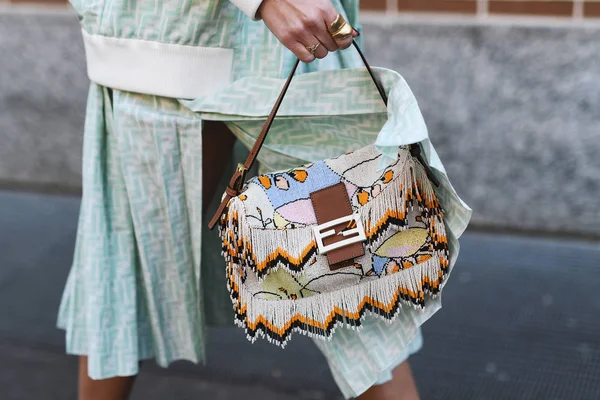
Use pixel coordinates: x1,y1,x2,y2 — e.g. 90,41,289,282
208,41,386,229
208,41,437,230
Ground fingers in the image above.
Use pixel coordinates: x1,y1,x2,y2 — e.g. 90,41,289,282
317,4,341,52
332,34,353,50
282,4,349,61
315,29,338,53
289,42,317,64
291,37,330,63
325,13,357,50
259,0,359,63
309,39,329,59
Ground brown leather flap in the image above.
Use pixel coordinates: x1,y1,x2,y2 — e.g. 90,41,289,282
310,183,365,269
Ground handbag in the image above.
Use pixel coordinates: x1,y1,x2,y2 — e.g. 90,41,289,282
208,42,449,346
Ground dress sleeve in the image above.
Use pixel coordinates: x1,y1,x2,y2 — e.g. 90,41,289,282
229,0,264,21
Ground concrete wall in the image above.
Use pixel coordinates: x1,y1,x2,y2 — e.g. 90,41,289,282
361,15,600,237
1,9,598,236
0,10,87,192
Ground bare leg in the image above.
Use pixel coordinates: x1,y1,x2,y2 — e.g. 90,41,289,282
357,361,420,400
202,120,237,214
78,357,137,400
77,121,235,400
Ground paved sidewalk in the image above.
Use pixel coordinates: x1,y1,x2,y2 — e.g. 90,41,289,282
1,190,599,399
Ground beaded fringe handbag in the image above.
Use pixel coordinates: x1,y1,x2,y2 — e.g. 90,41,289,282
208,42,449,346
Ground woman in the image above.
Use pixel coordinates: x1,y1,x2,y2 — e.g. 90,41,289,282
57,0,423,398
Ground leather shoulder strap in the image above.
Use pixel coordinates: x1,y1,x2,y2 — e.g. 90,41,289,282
208,41,386,229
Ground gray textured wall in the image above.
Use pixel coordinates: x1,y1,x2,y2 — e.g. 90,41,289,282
361,19,600,237
0,10,598,236
0,11,87,192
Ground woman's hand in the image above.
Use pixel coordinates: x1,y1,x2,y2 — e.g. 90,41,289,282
258,0,358,63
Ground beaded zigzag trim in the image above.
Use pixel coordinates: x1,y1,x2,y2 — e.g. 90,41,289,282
219,154,449,346
226,255,449,346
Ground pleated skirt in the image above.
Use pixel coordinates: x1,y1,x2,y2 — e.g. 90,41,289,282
57,83,423,398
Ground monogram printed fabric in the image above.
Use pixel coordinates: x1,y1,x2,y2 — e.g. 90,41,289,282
220,145,449,345
59,0,471,391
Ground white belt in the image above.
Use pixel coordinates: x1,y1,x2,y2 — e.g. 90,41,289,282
82,29,234,99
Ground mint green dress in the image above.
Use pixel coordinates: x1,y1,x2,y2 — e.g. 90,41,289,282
57,0,471,397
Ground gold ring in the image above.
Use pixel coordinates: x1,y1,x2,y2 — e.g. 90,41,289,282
328,14,353,41
306,43,320,55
